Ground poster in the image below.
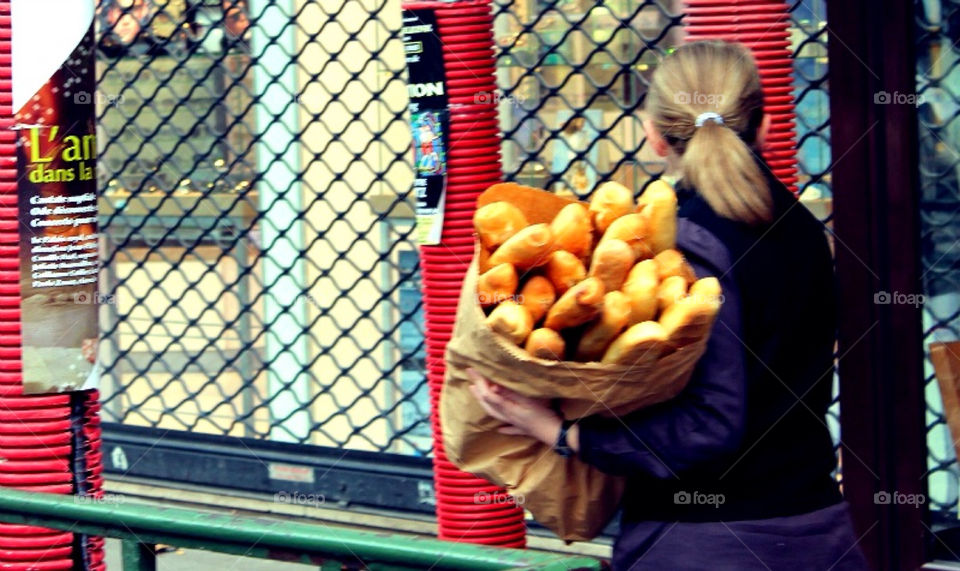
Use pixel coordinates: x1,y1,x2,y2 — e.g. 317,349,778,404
402,8,449,245
13,0,99,393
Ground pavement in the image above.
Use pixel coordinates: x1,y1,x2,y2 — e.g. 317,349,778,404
104,538,317,570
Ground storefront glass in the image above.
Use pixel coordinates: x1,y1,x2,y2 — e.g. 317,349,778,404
919,0,960,540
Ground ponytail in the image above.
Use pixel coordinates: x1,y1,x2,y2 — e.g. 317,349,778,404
681,121,772,224
645,41,773,225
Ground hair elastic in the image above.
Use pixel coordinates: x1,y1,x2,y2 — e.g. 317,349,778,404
694,112,724,128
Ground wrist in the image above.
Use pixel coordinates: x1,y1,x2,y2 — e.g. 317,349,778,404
534,414,563,446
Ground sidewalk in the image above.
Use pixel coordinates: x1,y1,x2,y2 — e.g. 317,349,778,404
103,538,314,570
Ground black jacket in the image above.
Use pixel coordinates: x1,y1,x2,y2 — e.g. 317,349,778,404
577,167,842,523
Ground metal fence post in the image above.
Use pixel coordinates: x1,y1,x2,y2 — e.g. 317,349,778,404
249,0,312,442
121,540,157,571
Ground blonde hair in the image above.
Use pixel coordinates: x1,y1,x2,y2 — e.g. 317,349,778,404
646,41,772,224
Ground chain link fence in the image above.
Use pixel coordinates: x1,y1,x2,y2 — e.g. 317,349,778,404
916,0,960,521
96,0,432,454
785,0,839,465
94,0,837,484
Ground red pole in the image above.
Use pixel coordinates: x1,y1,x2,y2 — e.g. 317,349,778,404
403,0,527,548
683,0,800,193
1,1,104,568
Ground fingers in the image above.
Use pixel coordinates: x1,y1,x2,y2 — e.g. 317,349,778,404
468,383,495,413
497,426,528,436
467,369,530,435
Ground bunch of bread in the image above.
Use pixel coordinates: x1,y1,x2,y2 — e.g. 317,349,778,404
473,181,722,365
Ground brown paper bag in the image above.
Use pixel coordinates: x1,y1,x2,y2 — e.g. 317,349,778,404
931,341,960,465
440,185,711,541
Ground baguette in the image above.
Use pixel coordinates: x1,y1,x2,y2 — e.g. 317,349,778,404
544,277,605,330
653,249,697,284
601,321,669,365
590,181,634,234
637,179,677,254
488,223,555,270
588,238,634,293
525,328,566,360
550,203,593,259
656,275,688,313
659,277,722,346
545,250,587,295
478,246,493,274
477,263,518,308
474,201,528,250
575,291,631,362
485,300,534,345
600,213,653,260
518,275,556,323
622,259,659,324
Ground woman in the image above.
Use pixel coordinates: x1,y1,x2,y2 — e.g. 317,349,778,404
469,41,869,570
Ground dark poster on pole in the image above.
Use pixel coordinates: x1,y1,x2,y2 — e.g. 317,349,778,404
402,8,449,245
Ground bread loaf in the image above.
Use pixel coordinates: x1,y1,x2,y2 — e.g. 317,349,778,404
550,203,593,259
659,277,722,346
653,249,696,284
589,181,634,234
489,223,555,270
525,328,566,360
601,321,670,365
588,239,634,293
575,291,631,362
485,301,534,345
600,213,653,260
544,277,605,330
518,276,556,323
622,259,659,324
637,179,677,254
474,201,528,250
477,263,518,308
545,250,587,295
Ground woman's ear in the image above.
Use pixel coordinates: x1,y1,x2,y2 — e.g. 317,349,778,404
643,118,670,157
756,113,772,151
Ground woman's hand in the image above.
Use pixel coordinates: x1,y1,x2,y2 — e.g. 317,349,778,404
466,368,562,446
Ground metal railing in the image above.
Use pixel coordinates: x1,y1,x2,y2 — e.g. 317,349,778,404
0,488,601,570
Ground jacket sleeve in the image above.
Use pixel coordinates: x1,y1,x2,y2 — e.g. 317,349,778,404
575,219,747,479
